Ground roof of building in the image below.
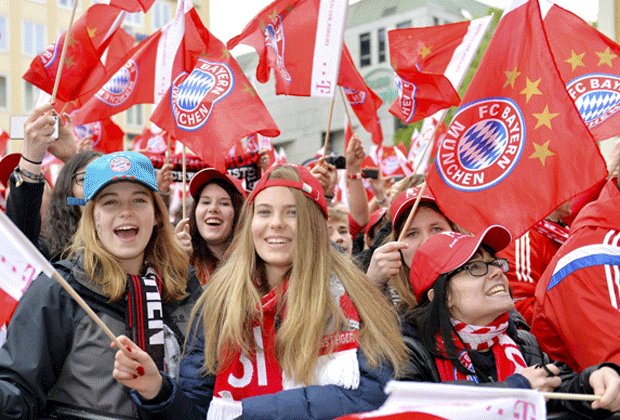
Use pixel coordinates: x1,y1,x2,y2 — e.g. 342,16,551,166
346,0,492,28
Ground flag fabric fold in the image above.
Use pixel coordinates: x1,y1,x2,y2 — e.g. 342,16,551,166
542,0,620,141
426,0,607,240
388,16,492,123
98,0,156,13
72,117,125,154
338,44,384,145
23,4,129,104
227,0,348,97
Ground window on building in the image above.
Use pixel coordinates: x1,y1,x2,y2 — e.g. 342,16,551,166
377,28,386,63
433,17,440,26
382,6,397,17
126,104,144,126
125,12,143,27
0,17,8,51
22,21,46,56
58,0,79,8
23,82,41,112
396,20,412,29
360,32,371,68
153,1,171,29
0,75,8,109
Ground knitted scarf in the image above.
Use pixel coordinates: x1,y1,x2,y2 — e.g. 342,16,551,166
126,268,165,371
207,276,360,420
435,313,526,383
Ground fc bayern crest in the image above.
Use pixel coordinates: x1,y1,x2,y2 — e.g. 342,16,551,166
395,74,417,123
110,156,131,173
73,122,102,147
567,73,620,129
435,98,525,192
264,14,292,83
95,60,139,107
171,59,234,131
343,87,366,106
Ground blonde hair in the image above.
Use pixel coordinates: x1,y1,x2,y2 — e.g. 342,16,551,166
192,166,406,384
70,185,189,302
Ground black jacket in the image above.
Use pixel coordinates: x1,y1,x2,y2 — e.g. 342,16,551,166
400,314,617,419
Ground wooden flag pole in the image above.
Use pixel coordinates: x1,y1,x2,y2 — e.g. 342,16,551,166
165,133,171,166
322,93,338,157
542,392,600,401
182,145,187,220
339,87,353,127
397,181,428,242
51,271,131,357
50,0,79,104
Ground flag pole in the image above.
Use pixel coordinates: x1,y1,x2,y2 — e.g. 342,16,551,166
182,145,187,220
50,0,79,104
165,133,171,166
51,271,131,357
542,392,600,401
322,93,337,157
397,181,428,242
339,87,353,128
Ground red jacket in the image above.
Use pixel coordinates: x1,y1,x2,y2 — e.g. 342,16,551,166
531,179,620,372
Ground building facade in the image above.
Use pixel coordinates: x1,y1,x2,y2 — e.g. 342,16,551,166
236,0,490,165
0,0,209,153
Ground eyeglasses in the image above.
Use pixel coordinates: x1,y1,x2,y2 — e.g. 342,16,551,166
451,258,509,277
72,171,86,186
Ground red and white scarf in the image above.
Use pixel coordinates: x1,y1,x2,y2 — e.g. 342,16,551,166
435,313,527,383
208,276,360,420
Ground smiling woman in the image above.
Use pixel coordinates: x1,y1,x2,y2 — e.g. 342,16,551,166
399,225,620,416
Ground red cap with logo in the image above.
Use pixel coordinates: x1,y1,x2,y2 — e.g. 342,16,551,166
366,208,387,236
248,164,328,218
189,167,247,199
390,186,436,226
409,225,512,303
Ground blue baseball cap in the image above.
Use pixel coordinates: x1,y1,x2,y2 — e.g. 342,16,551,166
68,151,158,206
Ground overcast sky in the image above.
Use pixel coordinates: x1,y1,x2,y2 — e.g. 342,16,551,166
209,0,598,56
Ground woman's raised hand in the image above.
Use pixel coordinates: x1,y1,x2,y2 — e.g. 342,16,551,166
366,241,408,287
111,335,163,400
174,218,193,256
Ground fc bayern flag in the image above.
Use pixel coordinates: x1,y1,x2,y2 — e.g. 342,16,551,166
338,44,384,145
72,118,125,154
426,0,607,240
72,0,203,125
389,16,492,123
97,0,156,12
542,0,620,142
23,4,128,104
150,48,280,172
227,0,348,98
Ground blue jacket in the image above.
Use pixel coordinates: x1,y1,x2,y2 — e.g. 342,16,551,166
133,325,395,420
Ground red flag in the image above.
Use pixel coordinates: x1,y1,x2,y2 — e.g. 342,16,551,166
379,146,412,178
247,133,277,169
344,116,354,150
0,129,9,156
542,0,620,141
150,36,280,172
72,0,204,125
338,44,384,144
100,0,156,12
388,16,492,123
72,118,125,154
227,0,348,97
426,0,607,240
133,126,169,155
23,4,128,104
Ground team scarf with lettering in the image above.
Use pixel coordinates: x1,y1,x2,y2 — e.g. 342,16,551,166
435,313,526,383
126,268,164,371
532,219,569,245
207,276,360,420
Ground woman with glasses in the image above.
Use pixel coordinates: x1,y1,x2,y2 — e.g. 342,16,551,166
400,225,620,416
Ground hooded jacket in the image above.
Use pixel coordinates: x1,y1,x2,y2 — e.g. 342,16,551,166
532,178,620,373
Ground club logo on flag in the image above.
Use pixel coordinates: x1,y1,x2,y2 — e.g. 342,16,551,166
96,60,139,106
41,41,59,68
171,59,234,131
566,73,620,129
343,87,366,106
74,122,103,147
436,98,525,192
264,14,291,83
395,74,417,123
110,156,131,172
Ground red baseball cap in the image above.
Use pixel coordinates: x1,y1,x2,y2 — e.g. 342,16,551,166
248,164,328,218
409,225,512,303
0,153,21,188
189,168,247,199
390,186,436,226
366,208,386,236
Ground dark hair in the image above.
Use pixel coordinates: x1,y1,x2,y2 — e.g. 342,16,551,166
41,150,102,260
188,178,244,279
408,243,496,376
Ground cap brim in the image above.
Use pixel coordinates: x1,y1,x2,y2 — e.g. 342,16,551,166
443,225,512,274
189,168,234,198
